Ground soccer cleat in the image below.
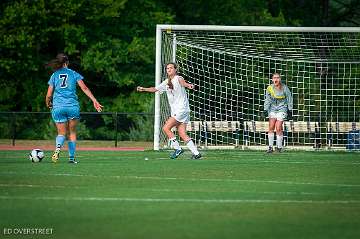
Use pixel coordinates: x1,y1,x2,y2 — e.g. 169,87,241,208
191,153,202,160
170,148,184,159
276,147,283,153
68,158,78,164
266,146,273,154
51,148,60,163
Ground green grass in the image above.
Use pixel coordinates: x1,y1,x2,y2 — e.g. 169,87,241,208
1,150,360,239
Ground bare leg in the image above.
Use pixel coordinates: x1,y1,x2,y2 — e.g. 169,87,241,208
163,117,185,159
275,120,284,151
177,123,190,142
162,117,179,139
68,119,78,141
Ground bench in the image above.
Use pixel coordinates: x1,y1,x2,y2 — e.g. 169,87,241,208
327,122,360,149
172,121,241,148
244,121,320,148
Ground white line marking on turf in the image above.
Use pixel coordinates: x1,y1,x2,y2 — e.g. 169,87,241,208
51,173,360,187
1,183,352,196
2,171,360,188
146,188,327,195
0,183,81,189
0,195,359,204
124,175,360,188
0,183,330,196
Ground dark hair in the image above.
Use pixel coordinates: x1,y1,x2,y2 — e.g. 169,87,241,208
166,62,177,90
46,53,69,71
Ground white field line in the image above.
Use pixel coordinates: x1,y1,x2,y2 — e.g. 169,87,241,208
226,158,360,165
125,175,360,188
0,183,331,195
154,157,360,165
0,183,81,189
0,195,359,204
1,171,360,188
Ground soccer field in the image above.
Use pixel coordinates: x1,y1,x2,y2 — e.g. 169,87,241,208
1,150,360,239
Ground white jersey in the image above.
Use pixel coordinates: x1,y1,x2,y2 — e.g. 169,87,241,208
156,75,190,116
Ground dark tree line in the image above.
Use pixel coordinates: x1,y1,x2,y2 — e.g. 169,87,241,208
1,0,359,113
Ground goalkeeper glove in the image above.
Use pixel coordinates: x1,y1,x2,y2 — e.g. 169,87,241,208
263,110,268,118
287,110,292,120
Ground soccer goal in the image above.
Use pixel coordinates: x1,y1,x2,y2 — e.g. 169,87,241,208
154,25,360,150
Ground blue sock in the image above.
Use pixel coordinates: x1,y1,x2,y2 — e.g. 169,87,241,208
55,135,66,149
68,141,76,160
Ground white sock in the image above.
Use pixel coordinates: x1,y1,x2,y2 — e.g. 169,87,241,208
268,132,274,147
186,139,199,155
170,137,181,150
276,134,283,149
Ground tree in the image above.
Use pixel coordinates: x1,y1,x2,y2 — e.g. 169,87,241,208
0,0,174,112
278,0,360,26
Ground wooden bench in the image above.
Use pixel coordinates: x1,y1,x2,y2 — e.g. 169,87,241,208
172,121,241,148
327,122,360,148
243,121,320,147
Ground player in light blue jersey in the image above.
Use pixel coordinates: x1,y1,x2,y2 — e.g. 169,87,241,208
45,53,103,163
263,73,293,153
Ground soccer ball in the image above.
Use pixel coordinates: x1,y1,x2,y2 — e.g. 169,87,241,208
29,149,44,163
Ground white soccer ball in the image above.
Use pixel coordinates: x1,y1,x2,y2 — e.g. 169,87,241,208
29,149,44,163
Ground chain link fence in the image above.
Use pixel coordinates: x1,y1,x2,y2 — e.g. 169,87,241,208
0,112,154,147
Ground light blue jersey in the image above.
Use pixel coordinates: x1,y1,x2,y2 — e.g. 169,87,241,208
264,83,293,113
48,68,83,108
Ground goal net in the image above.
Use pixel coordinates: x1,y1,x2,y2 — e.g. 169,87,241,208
154,25,360,150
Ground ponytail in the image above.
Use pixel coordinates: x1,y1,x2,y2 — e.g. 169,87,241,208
46,53,69,71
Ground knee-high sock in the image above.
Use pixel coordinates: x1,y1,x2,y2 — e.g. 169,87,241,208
68,141,76,159
170,137,181,150
276,134,283,149
268,132,274,147
186,139,199,155
55,135,66,149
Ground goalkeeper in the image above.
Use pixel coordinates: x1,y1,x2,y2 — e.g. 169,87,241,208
263,73,293,153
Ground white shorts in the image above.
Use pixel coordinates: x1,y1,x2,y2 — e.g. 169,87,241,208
171,111,190,124
269,111,287,121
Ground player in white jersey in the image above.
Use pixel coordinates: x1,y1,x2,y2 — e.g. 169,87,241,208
263,73,293,153
137,63,201,159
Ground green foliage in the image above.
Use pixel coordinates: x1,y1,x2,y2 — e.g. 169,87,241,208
1,0,358,114
161,0,287,26
111,91,154,113
128,115,154,141
1,0,359,142
0,0,172,112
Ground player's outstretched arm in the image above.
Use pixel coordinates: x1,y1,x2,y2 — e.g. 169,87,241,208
137,86,158,93
178,77,194,89
78,80,103,112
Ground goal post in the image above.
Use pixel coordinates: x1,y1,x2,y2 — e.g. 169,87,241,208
154,25,360,150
